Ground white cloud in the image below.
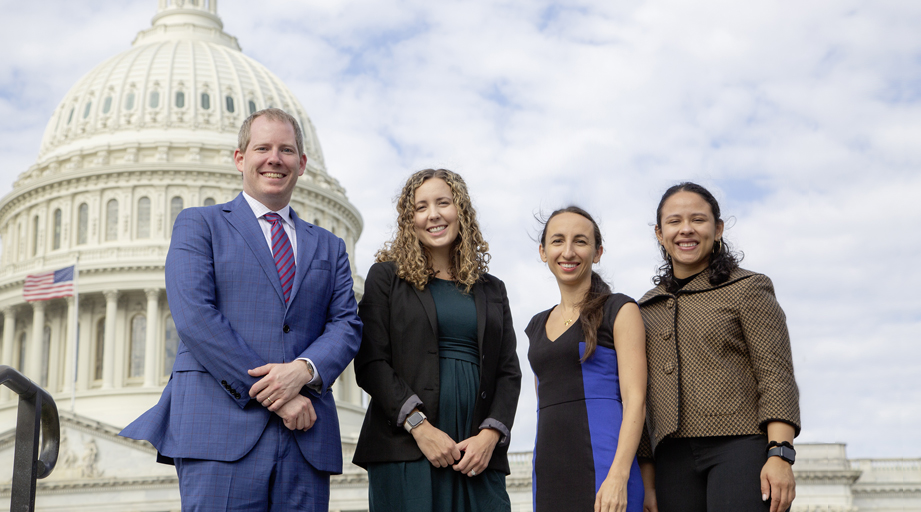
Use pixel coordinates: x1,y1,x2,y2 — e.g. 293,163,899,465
1,0,918,458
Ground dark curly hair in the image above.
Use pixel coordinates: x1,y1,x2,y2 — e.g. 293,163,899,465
540,206,611,362
653,182,742,292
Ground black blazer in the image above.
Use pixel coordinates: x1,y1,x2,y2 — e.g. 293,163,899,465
352,261,522,473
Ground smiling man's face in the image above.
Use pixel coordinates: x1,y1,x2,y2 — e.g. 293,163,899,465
234,116,307,211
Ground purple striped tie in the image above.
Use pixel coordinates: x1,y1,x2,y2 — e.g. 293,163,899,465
264,213,295,303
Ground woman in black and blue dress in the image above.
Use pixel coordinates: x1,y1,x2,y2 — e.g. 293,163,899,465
527,206,647,512
353,169,522,511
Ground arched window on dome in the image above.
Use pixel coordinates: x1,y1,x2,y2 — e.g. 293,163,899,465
67,107,74,125
149,90,160,109
102,96,112,114
94,318,105,381
40,325,51,388
201,92,211,110
83,101,92,119
163,315,178,379
53,209,62,250
77,203,88,245
32,215,39,256
225,96,235,113
137,197,151,239
125,92,135,111
169,197,183,235
249,100,257,115
175,91,185,108
203,197,216,206
105,199,118,241
129,314,146,379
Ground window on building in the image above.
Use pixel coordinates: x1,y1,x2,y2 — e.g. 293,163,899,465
53,209,62,250
32,216,39,256
175,91,185,108
169,196,183,233
137,197,151,239
164,315,178,377
129,315,146,379
203,197,216,206
149,90,160,109
67,107,74,125
248,100,256,115
77,203,88,245
225,96,235,113
41,326,51,387
125,92,135,111
201,92,211,110
83,101,92,119
94,318,105,381
106,199,118,241
102,96,112,114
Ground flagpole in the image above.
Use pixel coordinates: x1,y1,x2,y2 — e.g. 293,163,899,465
70,256,79,413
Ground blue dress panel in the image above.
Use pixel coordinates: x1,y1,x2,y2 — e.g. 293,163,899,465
526,293,644,512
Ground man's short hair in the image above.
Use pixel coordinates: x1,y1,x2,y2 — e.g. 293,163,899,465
238,108,305,158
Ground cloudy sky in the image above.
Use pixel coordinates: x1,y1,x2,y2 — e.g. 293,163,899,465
2,0,919,458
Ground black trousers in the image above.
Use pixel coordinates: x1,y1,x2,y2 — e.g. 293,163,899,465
654,435,774,512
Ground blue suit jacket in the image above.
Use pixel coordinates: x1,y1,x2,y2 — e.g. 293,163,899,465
121,193,362,473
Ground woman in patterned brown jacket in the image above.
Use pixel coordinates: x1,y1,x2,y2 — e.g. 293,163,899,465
638,183,801,512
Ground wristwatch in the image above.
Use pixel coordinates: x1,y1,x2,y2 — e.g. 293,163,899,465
767,442,796,465
404,410,427,433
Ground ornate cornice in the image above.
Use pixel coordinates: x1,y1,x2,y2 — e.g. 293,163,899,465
794,470,862,485
0,475,178,497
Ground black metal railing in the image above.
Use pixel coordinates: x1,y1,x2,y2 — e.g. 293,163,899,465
1,365,60,512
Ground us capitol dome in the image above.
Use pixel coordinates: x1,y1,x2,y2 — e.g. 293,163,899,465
0,1,369,509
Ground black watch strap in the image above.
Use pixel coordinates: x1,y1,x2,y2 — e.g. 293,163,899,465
767,445,796,465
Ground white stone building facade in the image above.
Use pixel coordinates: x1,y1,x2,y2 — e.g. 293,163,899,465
1,1,919,511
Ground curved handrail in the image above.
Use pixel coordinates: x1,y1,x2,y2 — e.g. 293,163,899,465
1,364,60,478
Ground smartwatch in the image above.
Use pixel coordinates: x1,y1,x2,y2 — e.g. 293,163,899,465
767,442,796,465
404,410,427,433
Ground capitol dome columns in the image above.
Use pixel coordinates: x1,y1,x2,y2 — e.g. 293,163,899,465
143,288,160,388
26,301,46,381
62,296,77,394
102,290,119,389
0,307,14,401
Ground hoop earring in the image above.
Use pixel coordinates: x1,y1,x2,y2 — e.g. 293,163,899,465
713,239,722,254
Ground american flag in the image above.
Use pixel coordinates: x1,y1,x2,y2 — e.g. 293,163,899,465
23,265,75,301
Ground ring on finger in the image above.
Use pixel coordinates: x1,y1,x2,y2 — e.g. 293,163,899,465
470,470,476,477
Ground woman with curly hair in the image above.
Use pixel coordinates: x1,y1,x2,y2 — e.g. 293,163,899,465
353,169,522,511
638,182,801,512
527,206,646,512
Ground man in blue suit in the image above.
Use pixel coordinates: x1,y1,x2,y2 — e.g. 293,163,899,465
121,108,362,511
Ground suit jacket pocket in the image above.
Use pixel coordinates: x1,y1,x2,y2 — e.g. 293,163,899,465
309,259,332,271
172,351,206,372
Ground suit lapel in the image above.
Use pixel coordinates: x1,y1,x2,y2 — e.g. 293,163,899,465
412,284,439,338
223,194,285,304
474,281,486,355
287,208,317,307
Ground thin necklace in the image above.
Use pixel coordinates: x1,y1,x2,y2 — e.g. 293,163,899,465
562,307,577,326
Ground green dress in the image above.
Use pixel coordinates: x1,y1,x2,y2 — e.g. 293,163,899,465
367,278,511,512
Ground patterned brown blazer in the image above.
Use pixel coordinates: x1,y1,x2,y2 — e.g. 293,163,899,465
637,267,800,458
